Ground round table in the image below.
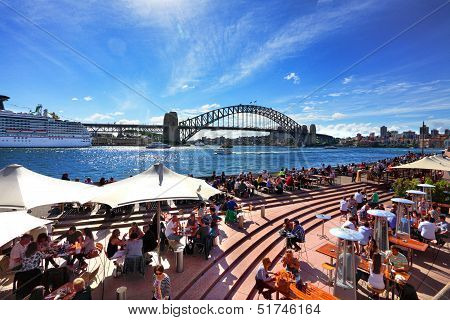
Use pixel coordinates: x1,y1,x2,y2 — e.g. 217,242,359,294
316,214,331,239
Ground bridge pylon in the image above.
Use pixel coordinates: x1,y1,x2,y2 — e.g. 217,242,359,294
163,112,180,145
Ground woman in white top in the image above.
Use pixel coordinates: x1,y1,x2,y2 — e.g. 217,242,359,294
368,252,385,290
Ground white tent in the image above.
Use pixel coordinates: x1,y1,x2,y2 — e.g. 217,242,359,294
0,211,53,247
91,163,221,208
393,155,450,171
0,164,98,210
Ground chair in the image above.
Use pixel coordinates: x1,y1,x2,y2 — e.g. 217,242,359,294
321,262,335,286
298,242,309,261
367,283,385,300
123,256,145,275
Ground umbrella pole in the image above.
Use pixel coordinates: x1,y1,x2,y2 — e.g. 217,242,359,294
157,201,161,264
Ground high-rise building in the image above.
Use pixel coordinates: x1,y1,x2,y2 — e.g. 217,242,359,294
431,129,439,137
380,126,387,138
420,124,429,136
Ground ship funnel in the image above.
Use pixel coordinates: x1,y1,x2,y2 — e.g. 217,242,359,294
0,95,10,111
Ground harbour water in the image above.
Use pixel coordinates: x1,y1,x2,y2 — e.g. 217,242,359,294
0,146,440,180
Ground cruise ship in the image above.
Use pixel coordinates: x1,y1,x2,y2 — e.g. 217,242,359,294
0,96,91,148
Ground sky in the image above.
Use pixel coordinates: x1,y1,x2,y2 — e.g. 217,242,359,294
0,0,449,139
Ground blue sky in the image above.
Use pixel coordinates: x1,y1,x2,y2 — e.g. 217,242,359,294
0,0,449,138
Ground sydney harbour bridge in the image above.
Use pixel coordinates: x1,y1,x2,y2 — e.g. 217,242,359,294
82,104,334,146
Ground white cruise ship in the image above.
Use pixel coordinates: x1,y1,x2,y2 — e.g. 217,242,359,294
0,96,91,148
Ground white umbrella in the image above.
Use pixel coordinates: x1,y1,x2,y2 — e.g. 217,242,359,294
91,163,221,208
91,163,222,263
0,210,53,247
0,164,98,210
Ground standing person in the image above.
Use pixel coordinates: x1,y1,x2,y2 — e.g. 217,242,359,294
340,197,349,219
152,265,171,300
358,221,372,253
354,189,364,209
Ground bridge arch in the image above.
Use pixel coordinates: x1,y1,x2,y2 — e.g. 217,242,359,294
178,104,308,143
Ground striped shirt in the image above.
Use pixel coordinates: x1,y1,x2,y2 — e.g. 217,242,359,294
385,250,408,268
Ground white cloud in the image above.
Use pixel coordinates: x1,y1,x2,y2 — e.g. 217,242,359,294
84,113,113,122
328,92,345,97
302,106,314,111
110,111,124,116
149,116,164,124
71,97,79,101
317,123,379,138
116,119,140,125
331,112,346,119
83,96,93,101
342,76,353,84
200,103,220,113
181,84,195,90
284,72,300,84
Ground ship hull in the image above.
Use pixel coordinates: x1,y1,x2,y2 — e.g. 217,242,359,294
0,136,91,148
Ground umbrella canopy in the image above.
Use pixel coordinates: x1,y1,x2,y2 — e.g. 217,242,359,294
0,211,53,247
393,155,450,171
368,209,395,218
91,163,222,208
0,164,97,210
330,227,363,242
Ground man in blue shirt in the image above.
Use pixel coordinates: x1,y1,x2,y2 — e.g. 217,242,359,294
226,197,239,211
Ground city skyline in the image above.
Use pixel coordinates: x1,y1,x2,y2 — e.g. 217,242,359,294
1,0,450,139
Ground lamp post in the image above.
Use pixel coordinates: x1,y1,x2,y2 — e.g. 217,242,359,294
331,227,363,300
368,209,395,252
417,183,435,203
392,198,414,239
406,190,426,212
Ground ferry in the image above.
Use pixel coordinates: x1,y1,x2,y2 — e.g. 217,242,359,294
146,141,171,149
214,145,233,155
0,96,91,148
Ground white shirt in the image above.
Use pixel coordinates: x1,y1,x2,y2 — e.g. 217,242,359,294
342,220,356,231
354,192,363,204
9,242,28,269
164,220,177,238
418,221,436,240
358,226,372,245
340,200,349,212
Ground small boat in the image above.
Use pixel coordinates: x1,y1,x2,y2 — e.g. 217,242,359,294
214,146,232,154
146,142,171,149
324,146,337,149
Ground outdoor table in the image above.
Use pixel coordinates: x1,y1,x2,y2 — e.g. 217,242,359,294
316,214,331,239
315,243,410,299
388,236,428,267
44,271,88,300
268,279,338,300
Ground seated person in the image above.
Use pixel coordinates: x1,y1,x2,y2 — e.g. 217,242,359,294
194,218,211,244
185,213,199,238
72,278,92,300
368,252,385,291
289,220,305,251
358,221,372,251
142,225,157,254
36,233,59,270
106,229,127,259
365,238,378,260
255,257,275,300
70,228,96,268
9,234,32,271
418,215,437,241
125,232,143,258
281,249,301,284
342,216,357,231
436,215,448,246
384,245,409,272
165,215,182,243
128,222,144,239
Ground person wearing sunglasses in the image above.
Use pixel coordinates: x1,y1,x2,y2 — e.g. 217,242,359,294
152,265,170,300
